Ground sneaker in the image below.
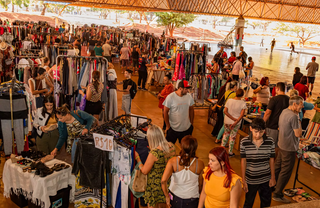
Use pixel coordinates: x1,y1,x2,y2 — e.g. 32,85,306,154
142,88,148,91
272,196,291,203
138,87,142,90
229,153,235,157
310,92,312,96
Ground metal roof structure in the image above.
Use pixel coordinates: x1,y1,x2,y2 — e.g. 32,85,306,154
48,0,320,24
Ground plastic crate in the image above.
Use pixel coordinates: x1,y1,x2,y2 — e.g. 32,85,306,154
10,188,28,208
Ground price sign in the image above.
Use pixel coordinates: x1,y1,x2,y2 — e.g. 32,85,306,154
93,133,114,152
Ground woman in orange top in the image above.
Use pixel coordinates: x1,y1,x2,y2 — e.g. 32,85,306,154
198,147,242,208
158,73,174,130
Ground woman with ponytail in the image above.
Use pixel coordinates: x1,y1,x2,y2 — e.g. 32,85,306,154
198,147,242,208
161,136,204,208
79,70,104,121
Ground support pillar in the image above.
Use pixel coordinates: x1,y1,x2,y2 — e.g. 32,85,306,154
234,15,245,47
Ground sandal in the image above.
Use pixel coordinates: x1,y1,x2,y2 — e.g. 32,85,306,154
215,139,221,144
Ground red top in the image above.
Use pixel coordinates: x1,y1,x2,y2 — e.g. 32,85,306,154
221,52,228,59
294,83,309,100
158,84,174,109
228,57,236,64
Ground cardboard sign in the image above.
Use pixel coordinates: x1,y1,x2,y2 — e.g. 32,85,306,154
93,133,114,152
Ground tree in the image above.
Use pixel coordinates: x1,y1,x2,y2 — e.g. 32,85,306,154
0,0,10,11
274,23,320,46
11,0,30,12
220,17,233,26
40,2,47,15
155,12,196,37
248,21,261,30
261,21,271,32
211,16,219,29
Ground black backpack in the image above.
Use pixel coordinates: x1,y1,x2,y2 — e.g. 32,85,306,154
129,80,137,99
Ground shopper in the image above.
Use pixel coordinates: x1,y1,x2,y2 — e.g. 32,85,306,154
131,44,140,74
29,68,54,108
88,36,97,51
263,82,289,148
292,67,303,87
253,77,270,108
161,136,204,208
214,80,238,143
198,147,242,208
245,57,254,78
228,51,236,64
273,96,303,203
79,71,104,122
107,63,118,120
306,56,319,95
102,40,112,63
51,104,96,164
120,43,130,73
117,69,134,114
232,56,242,81
163,80,194,145
294,76,309,100
135,124,175,208
33,95,59,154
239,46,248,66
94,42,103,57
221,89,247,157
210,58,220,73
241,118,276,208
158,73,174,130
138,53,151,90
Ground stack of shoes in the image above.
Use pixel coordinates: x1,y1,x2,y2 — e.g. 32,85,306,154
32,162,54,177
21,150,47,160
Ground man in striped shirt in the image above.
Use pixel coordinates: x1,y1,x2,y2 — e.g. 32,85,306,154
241,118,276,208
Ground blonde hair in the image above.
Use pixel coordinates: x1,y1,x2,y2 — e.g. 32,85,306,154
289,89,299,97
147,124,170,154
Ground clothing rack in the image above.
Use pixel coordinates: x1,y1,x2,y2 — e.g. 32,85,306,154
55,55,109,118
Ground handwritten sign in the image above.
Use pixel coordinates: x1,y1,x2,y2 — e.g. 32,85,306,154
93,133,114,152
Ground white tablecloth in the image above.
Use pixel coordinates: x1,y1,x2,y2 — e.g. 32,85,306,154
3,159,76,208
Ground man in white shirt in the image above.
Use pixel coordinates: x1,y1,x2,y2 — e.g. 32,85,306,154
102,41,112,63
232,56,242,81
163,80,195,144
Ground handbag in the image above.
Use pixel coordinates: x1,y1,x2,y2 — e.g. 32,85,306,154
239,68,245,79
212,91,234,112
132,162,147,192
129,162,146,198
35,80,44,108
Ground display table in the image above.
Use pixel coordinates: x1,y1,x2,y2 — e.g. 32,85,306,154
147,68,174,88
3,158,76,208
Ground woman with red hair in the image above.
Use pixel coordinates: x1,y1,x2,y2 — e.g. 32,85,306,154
253,77,270,108
198,147,242,208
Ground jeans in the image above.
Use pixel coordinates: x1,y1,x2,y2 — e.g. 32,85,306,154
244,182,272,208
71,138,79,163
166,125,194,144
121,94,132,114
171,193,199,208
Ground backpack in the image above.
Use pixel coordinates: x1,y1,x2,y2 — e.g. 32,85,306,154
129,80,137,99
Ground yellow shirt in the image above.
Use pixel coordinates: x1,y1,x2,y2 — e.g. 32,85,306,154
203,167,242,208
225,90,236,101
46,116,57,126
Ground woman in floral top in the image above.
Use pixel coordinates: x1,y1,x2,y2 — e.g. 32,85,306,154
135,124,175,208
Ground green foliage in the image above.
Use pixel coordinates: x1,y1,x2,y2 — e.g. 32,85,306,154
11,0,30,8
0,0,10,10
155,12,196,36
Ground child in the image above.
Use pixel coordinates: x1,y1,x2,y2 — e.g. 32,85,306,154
117,69,134,114
240,118,276,208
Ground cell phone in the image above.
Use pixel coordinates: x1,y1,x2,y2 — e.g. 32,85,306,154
169,193,173,200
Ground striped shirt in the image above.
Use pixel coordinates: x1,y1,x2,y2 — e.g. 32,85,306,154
240,134,275,185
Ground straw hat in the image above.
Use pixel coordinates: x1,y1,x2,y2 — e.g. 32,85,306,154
0,42,8,51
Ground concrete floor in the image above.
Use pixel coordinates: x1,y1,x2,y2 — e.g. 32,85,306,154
1,62,320,208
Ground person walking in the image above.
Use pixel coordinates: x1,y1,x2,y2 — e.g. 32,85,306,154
135,124,175,208
263,82,289,149
33,95,59,154
138,53,151,90
163,80,194,145
241,118,276,208
161,136,205,208
117,69,134,114
306,56,319,95
120,43,130,73
272,96,303,203
271,38,276,52
131,44,140,74
221,89,247,157
102,41,112,63
158,73,174,130
198,147,242,208
290,42,299,55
